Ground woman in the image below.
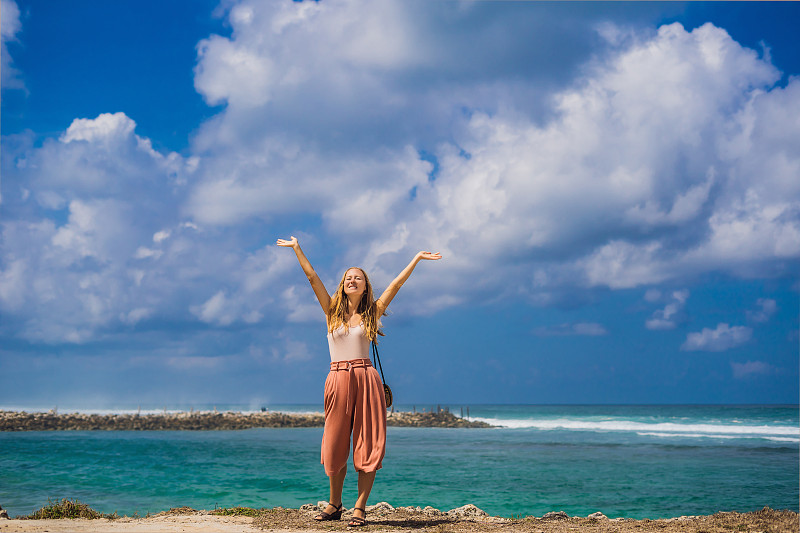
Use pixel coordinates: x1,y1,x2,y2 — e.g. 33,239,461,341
276,235,441,527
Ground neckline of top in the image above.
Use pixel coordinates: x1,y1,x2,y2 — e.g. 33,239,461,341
332,322,363,331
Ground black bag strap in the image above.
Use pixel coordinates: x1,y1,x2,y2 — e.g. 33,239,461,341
371,340,386,384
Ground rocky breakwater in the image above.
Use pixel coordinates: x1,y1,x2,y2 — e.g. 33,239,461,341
1,409,493,431
388,410,493,428
0,410,324,431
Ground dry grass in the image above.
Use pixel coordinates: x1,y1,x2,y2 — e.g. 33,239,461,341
17,498,118,520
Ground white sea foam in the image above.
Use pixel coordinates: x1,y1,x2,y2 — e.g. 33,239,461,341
765,436,800,443
473,416,800,441
637,431,738,439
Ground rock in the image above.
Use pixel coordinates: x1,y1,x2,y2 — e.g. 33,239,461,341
299,503,319,512
588,512,608,520
447,504,488,518
1,409,495,431
0,505,8,520
367,501,394,514
422,506,444,516
666,515,697,522
542,511,569,520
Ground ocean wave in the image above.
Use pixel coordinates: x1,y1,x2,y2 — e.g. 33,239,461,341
636,432,800,443
472,416,799,440
764,436,800,443
637,431,738,439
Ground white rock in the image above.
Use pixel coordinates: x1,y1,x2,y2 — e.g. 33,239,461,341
542,511,569,519
588,512,608,520
447,504,488,518
367,502,394,513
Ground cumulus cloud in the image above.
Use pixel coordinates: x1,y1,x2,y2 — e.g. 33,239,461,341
645,289,689,330
401,22,797,295
3,1,800,351
1,0,23,90
189,6,800,313
1,113,281,343
681,323,752,352
746,298,777,323
533,322,608,337
731,360,776,379
191,1,606,135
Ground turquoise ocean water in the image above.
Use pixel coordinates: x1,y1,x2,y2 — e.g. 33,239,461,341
0,404,797,519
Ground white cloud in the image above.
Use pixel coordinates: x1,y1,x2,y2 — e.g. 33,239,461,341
0,115,241,343
192,290,237,326
153,230,171,243
16,113,191,211
278,339,312,363
0,0,21,41
281,286,322,324
61,112,137,144
0,258,26,310
533,322,608,337
188,5,799,312
1,0,23,90
3,4,799,350
681,323,752,352
121,307,152,325
134,247,162,260
645,289,689,330
731,360,776,379
747,298,777,323
252,338,313,364
193,0,428,110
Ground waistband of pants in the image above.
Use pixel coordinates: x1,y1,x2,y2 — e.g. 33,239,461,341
329,358,372,371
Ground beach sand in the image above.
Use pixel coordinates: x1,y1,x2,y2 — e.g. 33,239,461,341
0,504,796,533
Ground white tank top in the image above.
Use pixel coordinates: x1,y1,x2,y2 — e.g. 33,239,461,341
327,323,370,362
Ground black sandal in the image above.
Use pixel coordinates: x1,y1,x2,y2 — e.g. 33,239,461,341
348,507,367,527
314,502,343,521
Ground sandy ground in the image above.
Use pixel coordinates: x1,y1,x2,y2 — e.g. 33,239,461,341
0,505,796,533
0,514,257,532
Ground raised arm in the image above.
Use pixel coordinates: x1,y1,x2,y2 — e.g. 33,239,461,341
376,251,442,315
276,236,331,314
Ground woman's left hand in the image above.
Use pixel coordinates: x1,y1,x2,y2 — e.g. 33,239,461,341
417,251,442,261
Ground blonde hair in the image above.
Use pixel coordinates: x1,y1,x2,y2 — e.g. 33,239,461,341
327,267,384,342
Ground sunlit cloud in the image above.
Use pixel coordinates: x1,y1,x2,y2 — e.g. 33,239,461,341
681,323,753,352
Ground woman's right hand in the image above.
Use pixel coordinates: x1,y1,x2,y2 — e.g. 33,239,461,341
276,236,298,248
276,235,331,313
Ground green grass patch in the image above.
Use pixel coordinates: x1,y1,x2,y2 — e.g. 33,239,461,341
20,498,118,520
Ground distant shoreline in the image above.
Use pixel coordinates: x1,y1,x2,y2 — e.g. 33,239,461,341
0,409,493,431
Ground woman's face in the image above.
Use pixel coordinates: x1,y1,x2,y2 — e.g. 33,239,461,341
343,268,367,298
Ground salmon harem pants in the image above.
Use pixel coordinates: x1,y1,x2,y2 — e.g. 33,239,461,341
321,359,387,476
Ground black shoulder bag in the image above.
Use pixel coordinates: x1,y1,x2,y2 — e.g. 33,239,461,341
371,341,393,408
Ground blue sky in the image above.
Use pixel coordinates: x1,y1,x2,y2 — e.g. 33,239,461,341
1,0,798,408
